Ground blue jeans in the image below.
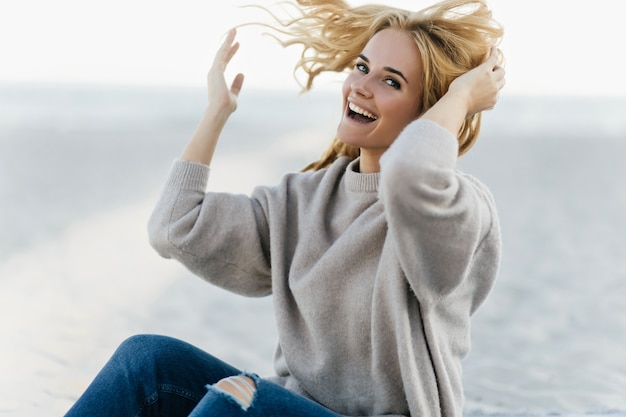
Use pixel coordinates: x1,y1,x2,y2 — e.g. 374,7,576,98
64,334,343,417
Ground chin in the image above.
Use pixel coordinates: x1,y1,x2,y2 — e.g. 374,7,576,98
335,132,361,149
336,122,366,148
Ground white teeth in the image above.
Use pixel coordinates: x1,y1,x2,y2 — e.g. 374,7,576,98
349,102,377,120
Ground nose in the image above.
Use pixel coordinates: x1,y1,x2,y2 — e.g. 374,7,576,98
351,74,373,98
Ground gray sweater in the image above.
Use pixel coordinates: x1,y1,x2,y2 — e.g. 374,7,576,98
148,119,501,417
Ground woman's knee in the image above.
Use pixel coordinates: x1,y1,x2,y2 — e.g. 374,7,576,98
117,334,169,350
113,334,186,372
115,334,173,357
113,334,240,387
212,375,257,411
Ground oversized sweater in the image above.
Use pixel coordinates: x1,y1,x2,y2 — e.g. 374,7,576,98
148,119,501,417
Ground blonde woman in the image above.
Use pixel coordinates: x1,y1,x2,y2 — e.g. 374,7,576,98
65,0,505,416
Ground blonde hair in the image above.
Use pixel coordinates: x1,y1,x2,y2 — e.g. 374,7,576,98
250,0,503,170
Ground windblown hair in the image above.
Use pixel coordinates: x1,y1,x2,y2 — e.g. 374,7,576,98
251,0,504,170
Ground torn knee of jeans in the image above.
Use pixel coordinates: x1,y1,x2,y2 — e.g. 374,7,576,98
211,374,257,411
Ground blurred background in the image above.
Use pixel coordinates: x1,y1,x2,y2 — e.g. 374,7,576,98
1,1,625,415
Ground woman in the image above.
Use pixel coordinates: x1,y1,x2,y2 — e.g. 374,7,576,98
65,0,505,416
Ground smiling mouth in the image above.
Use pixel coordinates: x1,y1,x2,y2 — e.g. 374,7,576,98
347,102,378,123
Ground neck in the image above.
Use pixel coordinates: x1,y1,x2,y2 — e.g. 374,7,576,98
358,148,386,173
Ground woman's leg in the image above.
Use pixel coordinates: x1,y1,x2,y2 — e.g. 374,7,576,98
189,373,343,417
64,334,241,417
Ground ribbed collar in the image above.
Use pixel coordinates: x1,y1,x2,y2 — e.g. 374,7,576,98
344,158,379,193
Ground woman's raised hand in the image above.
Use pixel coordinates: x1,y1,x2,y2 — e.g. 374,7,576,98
449,47,506,118
207,28,245,116
180,29,245,165
419,47,505,137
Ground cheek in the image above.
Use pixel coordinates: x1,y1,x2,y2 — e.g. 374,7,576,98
341,75,354,105
381,99,413,125
388,98,421,125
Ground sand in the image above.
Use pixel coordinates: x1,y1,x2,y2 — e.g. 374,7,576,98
1,85,625,416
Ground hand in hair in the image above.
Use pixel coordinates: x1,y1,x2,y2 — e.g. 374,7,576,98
448,46,506,118
420,47,505,138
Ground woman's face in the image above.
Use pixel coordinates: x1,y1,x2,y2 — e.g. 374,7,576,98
337,28,423,153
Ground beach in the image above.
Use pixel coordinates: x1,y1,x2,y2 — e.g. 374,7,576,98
1,83,625,416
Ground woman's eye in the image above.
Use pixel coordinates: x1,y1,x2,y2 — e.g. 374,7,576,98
356,63,368,73
385,78,401,89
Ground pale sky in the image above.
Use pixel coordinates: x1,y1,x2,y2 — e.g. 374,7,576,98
1,0,624,96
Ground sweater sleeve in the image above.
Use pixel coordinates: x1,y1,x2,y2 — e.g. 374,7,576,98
147,159,272,297
379,119,500,302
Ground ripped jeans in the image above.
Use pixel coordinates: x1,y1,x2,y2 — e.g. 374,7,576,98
64,334,343,417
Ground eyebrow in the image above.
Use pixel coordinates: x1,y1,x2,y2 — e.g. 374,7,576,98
358,54,409,84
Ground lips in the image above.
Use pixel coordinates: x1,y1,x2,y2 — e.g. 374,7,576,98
347,102,378,123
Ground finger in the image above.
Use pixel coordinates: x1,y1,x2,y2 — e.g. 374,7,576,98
222,28,237,50
497,76,506,91
211,30,240,73
217,29,237,60
493,66,506,82
485,46,499,69
223,41,241,66
231,73,245,97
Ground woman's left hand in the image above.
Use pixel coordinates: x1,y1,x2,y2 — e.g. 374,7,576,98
449,46,506,117
419,47,505,136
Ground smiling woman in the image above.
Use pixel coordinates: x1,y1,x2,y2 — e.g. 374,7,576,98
293,0,503,172
337,29,424,172
63,1,507,416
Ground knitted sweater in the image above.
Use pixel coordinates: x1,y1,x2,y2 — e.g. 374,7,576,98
148,119,501,417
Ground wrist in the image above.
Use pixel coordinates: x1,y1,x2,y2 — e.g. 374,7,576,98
420,91,468,137
441,87,471,118
204,103,232,124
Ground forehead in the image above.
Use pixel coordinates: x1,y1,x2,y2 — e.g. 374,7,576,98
361,28,423,79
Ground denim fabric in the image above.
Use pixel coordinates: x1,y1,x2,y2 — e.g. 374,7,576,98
64,334,342,417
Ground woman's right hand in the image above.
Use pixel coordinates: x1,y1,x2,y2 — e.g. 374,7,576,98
180,29,245,165
207,28,245,116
